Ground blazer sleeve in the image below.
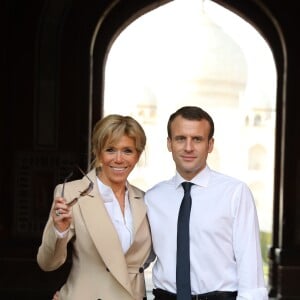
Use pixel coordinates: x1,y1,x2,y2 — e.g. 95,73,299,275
37,184,75,271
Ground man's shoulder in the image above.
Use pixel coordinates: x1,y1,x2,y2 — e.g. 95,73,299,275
146,178,173,194
210,169,248,189
211,170,244,184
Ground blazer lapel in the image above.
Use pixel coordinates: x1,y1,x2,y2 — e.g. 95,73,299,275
127,184,147,236
77,170,133,295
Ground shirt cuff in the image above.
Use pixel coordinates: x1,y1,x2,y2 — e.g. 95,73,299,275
53,226,69,239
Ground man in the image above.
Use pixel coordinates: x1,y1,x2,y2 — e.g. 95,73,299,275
145,106,268,300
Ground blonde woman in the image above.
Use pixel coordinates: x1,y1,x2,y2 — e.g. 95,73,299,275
37,115,152,300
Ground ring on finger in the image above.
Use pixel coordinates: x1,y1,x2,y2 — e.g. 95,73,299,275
55,209,61,217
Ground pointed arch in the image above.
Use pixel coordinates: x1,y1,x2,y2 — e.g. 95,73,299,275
90,1,286,297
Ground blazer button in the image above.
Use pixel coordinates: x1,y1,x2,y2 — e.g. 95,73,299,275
106,267,110,272
139,267,144,273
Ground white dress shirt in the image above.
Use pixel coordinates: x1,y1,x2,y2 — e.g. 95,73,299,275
145,165,268,300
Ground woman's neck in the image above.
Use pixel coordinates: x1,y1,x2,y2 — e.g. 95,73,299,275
97,173,127,214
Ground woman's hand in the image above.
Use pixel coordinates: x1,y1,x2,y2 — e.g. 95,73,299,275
52,197,72,232
52,290,60,300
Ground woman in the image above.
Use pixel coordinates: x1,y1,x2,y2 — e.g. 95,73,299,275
37,114,152,300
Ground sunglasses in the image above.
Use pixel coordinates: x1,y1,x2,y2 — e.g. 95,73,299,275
61,165,94,207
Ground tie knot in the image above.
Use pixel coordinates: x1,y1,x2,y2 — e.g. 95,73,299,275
182,181,193,193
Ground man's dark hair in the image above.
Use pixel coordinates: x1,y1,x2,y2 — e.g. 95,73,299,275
167,106,214,139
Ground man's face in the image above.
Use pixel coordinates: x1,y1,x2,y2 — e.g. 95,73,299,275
167,116,214,180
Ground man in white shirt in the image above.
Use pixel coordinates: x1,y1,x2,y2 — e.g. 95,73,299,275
145,106,268,300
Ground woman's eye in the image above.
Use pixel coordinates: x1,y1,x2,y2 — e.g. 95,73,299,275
105,148,115,153
123,148,134,154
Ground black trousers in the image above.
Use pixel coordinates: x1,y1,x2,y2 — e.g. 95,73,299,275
153,288,237,300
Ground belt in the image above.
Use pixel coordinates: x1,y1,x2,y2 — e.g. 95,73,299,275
153,288,238,300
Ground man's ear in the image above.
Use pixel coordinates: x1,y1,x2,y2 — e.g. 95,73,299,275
208,138,214,153
167,137,172,152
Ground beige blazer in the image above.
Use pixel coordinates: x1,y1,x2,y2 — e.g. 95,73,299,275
37,169,152,300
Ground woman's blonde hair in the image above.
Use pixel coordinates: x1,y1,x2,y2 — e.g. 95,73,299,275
91,114,146,168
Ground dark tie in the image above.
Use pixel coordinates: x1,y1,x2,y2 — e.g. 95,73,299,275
176,181,193,300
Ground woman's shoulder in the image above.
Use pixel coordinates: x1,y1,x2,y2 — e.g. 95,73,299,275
127,182,145,197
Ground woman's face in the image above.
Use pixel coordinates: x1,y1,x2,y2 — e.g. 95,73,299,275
98,135,140,187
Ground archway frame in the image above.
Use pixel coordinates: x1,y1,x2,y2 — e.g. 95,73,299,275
89,0,286,297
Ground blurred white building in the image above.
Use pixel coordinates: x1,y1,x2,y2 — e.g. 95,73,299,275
104,2,275,294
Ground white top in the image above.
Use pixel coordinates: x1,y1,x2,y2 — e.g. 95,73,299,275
55,178,134,254
145,166,268,300
97,178,134,253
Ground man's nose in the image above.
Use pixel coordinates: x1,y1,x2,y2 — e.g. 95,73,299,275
184,139,193,151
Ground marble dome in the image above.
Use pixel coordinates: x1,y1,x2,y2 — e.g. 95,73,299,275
173,2,248,106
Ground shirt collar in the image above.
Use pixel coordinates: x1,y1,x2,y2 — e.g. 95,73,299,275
174,165,211,189
96,177,128,203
